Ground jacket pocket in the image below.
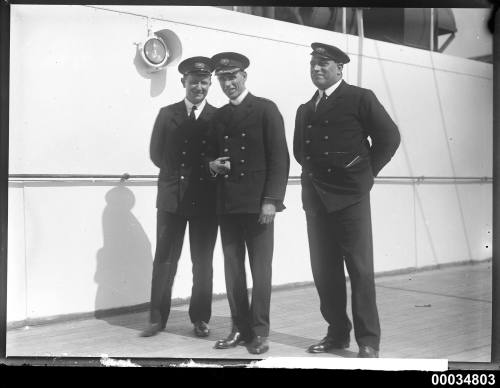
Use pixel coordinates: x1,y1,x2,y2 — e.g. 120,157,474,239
344,154,364,169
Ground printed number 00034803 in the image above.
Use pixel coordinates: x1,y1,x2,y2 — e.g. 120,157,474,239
431,374,496,386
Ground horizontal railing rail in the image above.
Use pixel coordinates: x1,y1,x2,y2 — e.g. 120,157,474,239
8,174,494,184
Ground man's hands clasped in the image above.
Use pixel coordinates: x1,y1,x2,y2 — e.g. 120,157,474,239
209,156,231,175
209,157,276,224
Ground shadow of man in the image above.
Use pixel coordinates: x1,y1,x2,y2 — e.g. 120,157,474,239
94,184,153,330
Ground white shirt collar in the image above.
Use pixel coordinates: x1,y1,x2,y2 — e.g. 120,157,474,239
184,98,206,118
230,89,249,106
318,78,343,99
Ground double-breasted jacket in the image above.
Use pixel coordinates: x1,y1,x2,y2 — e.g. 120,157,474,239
293,80,400,213
209,93,290,214
150,100,217,216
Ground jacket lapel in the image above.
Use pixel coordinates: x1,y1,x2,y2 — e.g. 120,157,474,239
317,80,348,116
171,100,188,127
306,91,318,116
198,102,215,121
228,92,254,129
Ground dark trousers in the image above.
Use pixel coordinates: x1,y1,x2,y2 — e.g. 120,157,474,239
219,214,274,338
306,195,380,350
149,211,218,326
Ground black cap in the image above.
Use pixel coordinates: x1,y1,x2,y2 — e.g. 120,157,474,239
311,42,350,64
211,52,250,76
178,56,214,76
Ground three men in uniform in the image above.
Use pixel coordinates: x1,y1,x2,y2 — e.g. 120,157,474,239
144,43,400,358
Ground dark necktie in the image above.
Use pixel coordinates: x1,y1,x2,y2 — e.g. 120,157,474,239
315,92,328,112
189,105,197,120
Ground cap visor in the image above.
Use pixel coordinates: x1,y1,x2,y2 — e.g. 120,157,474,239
186,70,212,75
215,67,241,75
311,51,333,59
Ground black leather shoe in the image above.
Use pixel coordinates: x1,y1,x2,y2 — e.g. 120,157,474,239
307,336,350,353
247,336,269,355
214,331,244,349
193,321,210,337
140,322,165,337
358,345,379,358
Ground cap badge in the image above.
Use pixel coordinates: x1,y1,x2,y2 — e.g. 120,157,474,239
220,58,230,65
315,47,326,54
194,62,204,69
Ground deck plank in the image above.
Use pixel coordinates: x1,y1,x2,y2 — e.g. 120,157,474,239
7,261,491,362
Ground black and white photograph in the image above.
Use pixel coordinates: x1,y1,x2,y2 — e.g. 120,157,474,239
1,3,495,370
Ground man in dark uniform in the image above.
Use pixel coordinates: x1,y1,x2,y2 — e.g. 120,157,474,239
208,52,289,355
141,56,218,338
293,43,400,358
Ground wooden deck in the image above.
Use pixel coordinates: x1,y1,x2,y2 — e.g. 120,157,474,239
7,261,491,362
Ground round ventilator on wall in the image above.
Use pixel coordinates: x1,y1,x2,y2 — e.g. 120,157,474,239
136,18,183,74
138,31,169,71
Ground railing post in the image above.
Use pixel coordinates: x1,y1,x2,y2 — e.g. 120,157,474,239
0,1,9,359
491,5,500,363
342,7,347,34
430,8,435,52
356,8,364,87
